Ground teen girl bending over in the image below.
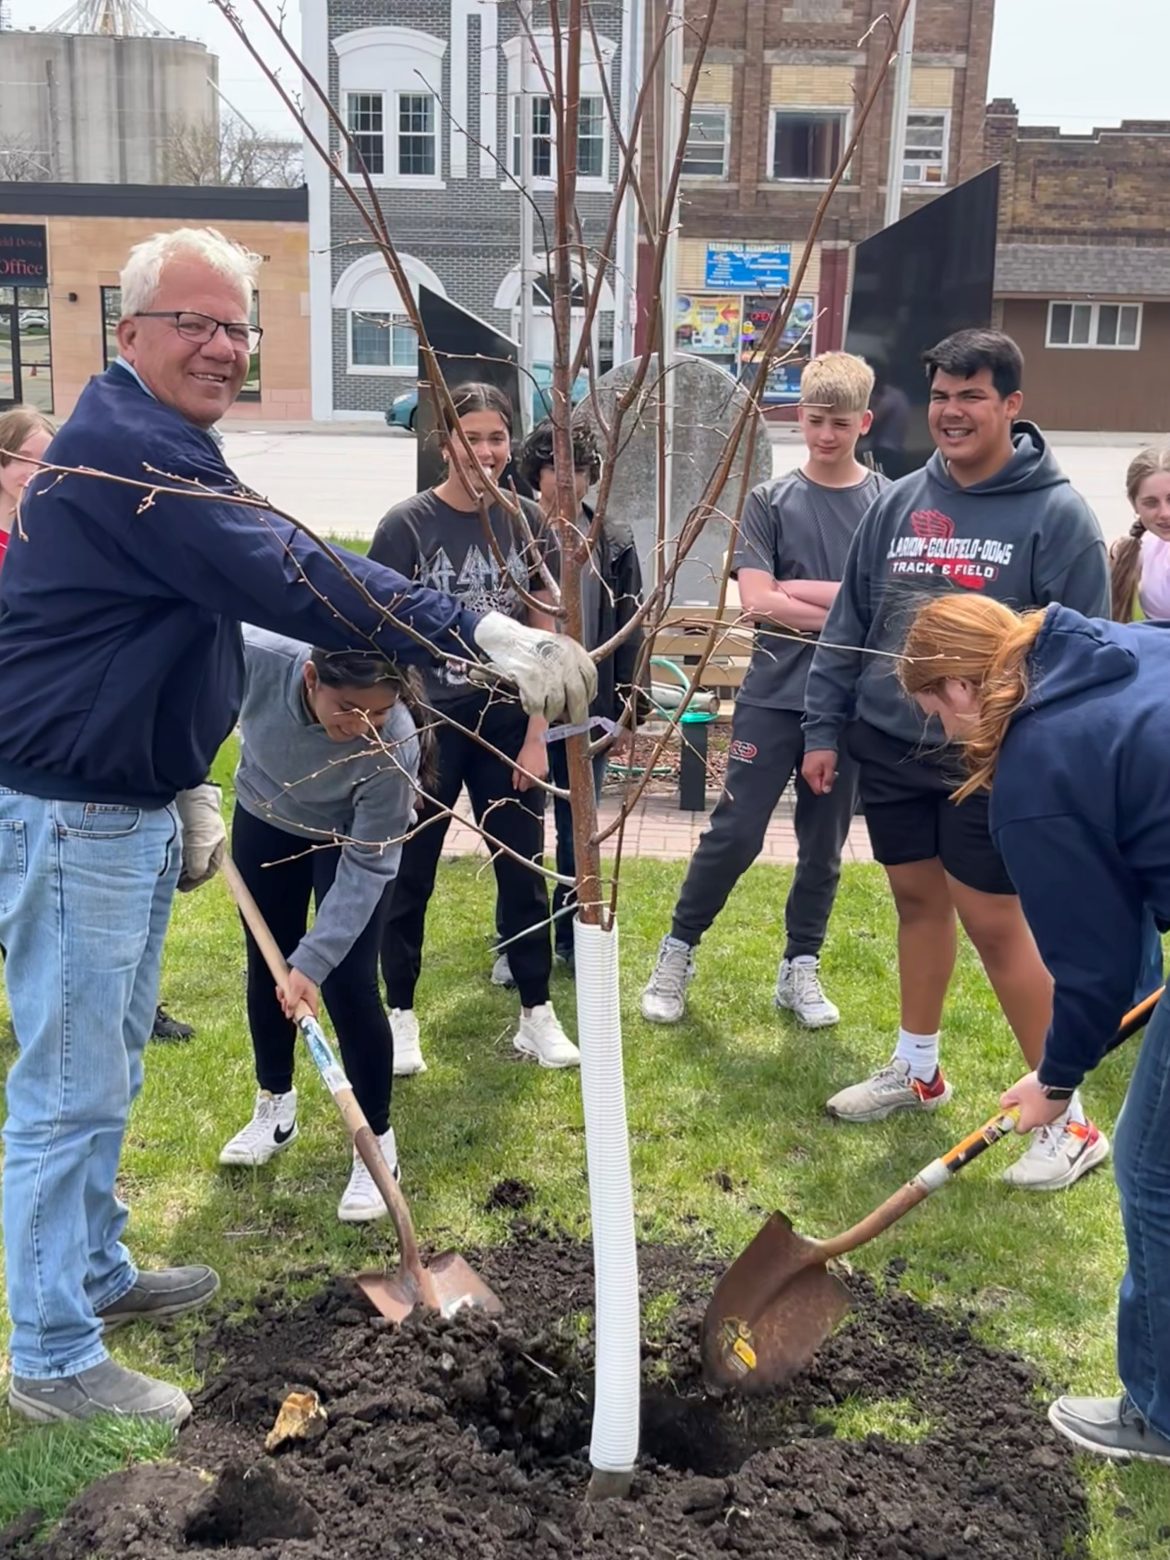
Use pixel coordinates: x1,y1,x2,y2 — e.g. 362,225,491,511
899,591,1170,1466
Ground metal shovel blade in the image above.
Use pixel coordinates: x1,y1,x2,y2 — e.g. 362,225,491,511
701,1212,853,1393
356,1251,503,1325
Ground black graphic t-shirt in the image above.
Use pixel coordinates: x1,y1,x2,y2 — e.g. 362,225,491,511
370,489,555,705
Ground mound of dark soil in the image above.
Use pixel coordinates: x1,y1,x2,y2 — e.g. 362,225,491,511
32,1232,1088,1560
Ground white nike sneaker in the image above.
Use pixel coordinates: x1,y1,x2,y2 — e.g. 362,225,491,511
775,956,840,1028
513,1003,580,1068
825,1058,952,1123
490,952,516,988
640,935,695,1024
389,1007,426,1077
338,1128,399,1222
1002,1117,1110,1191
219,1089,298,1166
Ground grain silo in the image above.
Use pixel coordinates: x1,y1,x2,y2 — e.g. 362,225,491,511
0,1,218,184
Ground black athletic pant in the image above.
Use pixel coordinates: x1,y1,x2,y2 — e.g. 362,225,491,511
670,702,858,959
232,804,393,1136
381,699,551,1009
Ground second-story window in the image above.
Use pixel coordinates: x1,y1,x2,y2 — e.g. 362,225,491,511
511,95,605,181
335,28,447,187
346,93,385,176
771,109,847,181
682,108,729,177
904,112,949,185
398,93,436,177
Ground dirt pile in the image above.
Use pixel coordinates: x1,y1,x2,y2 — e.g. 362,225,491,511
29,1231,1087,1560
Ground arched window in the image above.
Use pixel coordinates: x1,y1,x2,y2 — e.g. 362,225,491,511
333,252,446,376
334,27,447,188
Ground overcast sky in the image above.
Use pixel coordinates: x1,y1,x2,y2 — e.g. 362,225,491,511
7,0,1168,137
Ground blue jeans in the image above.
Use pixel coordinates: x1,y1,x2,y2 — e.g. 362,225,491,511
1135,908,1165,1005
0,791,180,1379
1114,987,1170,1438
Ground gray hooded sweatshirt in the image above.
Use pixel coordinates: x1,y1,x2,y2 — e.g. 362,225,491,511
803,422,1110,752
235,627,420,985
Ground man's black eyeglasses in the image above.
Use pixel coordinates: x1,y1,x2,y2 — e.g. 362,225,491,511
133,311,263,352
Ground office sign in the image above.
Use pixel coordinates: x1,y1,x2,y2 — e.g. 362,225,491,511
0,225,48,284
704,243,790,292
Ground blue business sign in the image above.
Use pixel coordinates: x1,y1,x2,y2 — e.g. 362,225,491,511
704,244,791,292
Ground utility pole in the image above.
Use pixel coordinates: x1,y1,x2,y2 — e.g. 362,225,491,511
613,0,643,365
657,0,684,590
517,0,537,432
883,0,917,228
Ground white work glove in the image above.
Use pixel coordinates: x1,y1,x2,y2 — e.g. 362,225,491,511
175,782,226,892
472,611,597,725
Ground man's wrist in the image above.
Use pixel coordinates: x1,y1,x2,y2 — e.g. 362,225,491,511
1035,1071,1077,1101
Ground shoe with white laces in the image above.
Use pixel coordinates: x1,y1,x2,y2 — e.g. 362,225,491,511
826,1058,952,1123
338,1128,400,1223
1002,1117,1110,1191
490,952,516,988
219,1089,298,1166
775,956,840,1029
513,1004,580,1068
640,935,695,1024
389,1008,427,1077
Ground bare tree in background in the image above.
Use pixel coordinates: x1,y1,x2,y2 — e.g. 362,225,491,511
0,135,54,181
163,109,303,188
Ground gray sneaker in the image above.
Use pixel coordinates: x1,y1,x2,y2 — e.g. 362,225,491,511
825,1058,952,1123
10,1357,192,1426
640,935,695,1024
1048,1394,1170,1464
97,1265,220,1330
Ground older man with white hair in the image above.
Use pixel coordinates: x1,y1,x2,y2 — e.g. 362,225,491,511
0,227,593,1427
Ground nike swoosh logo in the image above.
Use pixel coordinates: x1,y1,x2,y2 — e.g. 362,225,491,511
274,1123,296,1144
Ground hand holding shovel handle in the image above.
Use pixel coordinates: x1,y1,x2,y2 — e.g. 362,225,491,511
221,856,435,1306
702,983,1162,1393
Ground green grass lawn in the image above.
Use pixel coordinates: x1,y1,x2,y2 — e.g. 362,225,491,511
0,767,1167,1549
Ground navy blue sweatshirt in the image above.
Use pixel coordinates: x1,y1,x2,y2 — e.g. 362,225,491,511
0,366,483,807
990,606,1170,1089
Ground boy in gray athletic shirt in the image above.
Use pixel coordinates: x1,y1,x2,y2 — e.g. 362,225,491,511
641,353,885,1027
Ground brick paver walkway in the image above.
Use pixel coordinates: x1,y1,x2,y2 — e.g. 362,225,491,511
442,787,874,864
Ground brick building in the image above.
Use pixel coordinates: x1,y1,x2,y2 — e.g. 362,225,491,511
0,183,309,422
648,0,995,406
988,100,1170,432
302,0,629,420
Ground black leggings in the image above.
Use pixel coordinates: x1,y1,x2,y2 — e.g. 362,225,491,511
381,700,551,1009
232,804,393,1136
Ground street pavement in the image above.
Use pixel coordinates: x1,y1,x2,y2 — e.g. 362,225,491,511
221,422,1142,546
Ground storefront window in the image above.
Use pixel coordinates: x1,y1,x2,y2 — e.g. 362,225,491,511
101,286,261,398
674,292,816,405
0,285,52,413
102,286,121,368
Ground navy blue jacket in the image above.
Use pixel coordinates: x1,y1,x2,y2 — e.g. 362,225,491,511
990,606,1170,1089
0,365,482,807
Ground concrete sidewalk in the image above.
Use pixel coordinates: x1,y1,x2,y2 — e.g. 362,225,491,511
442,788,874,864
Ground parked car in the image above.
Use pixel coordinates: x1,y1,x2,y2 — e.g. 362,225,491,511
385,363,590,432
19,310,48,333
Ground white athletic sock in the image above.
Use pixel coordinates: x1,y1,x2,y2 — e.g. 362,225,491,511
1048,1092,1087,1133
894,1028,940,1082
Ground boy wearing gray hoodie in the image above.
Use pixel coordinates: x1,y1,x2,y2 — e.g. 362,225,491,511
801,329,1111,1192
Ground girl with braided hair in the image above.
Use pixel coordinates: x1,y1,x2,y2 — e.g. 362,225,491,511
1110,446,1170,624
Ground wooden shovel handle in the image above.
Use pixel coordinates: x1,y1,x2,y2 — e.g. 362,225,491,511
819,1109,1019,1261
221,856,426,1280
